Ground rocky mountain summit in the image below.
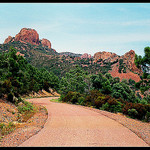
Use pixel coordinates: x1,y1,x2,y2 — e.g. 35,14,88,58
4,28,51,49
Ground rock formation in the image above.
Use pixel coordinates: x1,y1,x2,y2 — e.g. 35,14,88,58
120,50,142,74
4,36,13,44
14,28,39,45
93,51,119,63
3,28,53,50
41,38,51,49
93,50,142,82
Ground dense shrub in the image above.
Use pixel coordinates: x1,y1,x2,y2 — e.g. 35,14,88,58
77,97,85,105
100,98,122,113
61,91,82,104
94,95,110,108
85,90,103,106
100,103,110,111
122,102,150,120
70,92,81,104
0,47,59,103
145,111,150,122
7,92,14,103
128,109,138,119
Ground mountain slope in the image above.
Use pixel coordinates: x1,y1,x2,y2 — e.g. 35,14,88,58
0,28,142,81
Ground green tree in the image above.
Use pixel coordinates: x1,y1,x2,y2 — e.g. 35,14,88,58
0,47,59,103
134,47,150,95
59,66,87,95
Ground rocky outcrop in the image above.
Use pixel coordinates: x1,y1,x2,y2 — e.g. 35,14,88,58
41,38,51,49
3,28,54,51
93,50,142,81
80,53,91,59
120,50,142,74
4,36,13,44
93,51,119,63
15,28,39,45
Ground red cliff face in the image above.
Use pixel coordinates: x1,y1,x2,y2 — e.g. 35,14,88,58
41,38,51,49
3,28,53,50
93,51,119,63
120,50,142,74
93,50,142,82
14,28,39,45
4,36,13,44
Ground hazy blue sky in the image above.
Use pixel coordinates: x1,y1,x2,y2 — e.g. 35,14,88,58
0,3,150,56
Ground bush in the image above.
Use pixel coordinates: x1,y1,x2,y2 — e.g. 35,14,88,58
122,102,150,120
109,103,122,113
70,92,81,104
145,111,150,122
0,122,16,135
87,90,103,105
122,102,134,115
17,101,34,114
59,94,65,102
100,102,110,111
60,91,82,104
61,91,74,102
94,95,110,108
107,98,118,105
132,103,147,120
128,108,138,119
7,92,14,103
77,97,85,105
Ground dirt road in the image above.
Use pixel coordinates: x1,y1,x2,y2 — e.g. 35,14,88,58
19,97,149,147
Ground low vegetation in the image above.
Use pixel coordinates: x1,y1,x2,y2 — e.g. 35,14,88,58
0,122,16,136
0,45,149,124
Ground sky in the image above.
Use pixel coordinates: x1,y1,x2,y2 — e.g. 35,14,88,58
0,3,150,56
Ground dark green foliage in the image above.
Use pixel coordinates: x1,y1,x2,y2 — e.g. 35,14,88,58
77,97,85,105
127,109,138,119
60,91,82,104
145,111,150,122
94,94,111,108
112,82,136,103
0,42,149,122
118,59,126,73
0,47,59,103
59,66,88,95
122,102,150,120
7,92,14,103
91,73,112,94
101,101,122,113
134,47,150,95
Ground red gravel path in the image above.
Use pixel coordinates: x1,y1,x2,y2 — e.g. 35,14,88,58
19,97,149,147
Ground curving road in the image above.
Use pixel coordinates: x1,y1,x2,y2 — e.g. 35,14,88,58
19,97,149,147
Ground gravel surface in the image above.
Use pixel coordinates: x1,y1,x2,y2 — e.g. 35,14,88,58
0,97,149,147
0,104,48,147
79,105,150,146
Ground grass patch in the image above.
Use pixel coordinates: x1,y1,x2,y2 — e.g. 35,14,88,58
50,98,62,103
17,100,38,122
0,122,16,136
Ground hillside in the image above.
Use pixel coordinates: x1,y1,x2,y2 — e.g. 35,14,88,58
0,28,142,81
